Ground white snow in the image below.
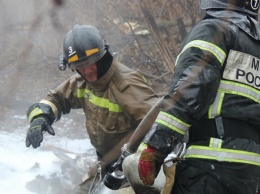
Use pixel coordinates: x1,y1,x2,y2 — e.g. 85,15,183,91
0,112,135,194
0,125,92,194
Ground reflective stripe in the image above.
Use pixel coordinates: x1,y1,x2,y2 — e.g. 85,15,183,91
77,88,122,112
208,91,225,118
68,54,79,63
175,40,226,66
137,142,148,152
86,48,99,56
155,111,190,135
184,144,260,166
209,79,260,118
40,100,58,120
219,80,260,103
28,107,43,122
209,138,222,148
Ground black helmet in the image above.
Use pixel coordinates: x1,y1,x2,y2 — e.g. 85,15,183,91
63,24,109,70
201,0,260,19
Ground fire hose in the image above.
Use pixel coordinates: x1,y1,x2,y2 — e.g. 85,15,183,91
103,95,176,190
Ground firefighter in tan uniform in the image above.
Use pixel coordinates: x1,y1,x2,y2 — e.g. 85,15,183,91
25,24,159,193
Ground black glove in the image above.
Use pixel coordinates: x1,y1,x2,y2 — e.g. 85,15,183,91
103,144,133,190
26,116,55,148
26,103,56,148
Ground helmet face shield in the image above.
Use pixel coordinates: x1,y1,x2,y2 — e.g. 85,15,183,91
63,24,108,70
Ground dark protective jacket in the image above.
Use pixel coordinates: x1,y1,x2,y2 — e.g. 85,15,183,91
40,60,159,160
144,10,260,167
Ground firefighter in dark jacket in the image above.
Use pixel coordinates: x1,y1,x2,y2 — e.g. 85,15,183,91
25,24,158,193
133,0,260,194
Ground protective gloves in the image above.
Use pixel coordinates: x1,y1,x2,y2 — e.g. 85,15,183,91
26,103,56,148
138,145,166,186
103,144,133,190
26,116,55,148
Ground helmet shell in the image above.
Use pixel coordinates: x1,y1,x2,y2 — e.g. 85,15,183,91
63,24,107,70
201,0,260,18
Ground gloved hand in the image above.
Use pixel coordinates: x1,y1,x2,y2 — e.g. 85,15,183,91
26,116,55,148
103,144,133,190
26,103,56,148
138,145,166,186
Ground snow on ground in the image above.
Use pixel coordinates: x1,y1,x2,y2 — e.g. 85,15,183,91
0,112,136,194
0,114,93,194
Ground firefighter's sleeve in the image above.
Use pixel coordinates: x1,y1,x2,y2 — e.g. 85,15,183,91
40,74,82,120
143,20,229,153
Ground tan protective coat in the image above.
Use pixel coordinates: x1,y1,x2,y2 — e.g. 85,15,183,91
42,61,159,162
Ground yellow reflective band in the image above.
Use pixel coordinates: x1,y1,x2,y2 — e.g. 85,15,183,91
28,107,43,122
208,91,225,118
219,80,260,103
176,40,226,66
155,111,190,135
184,145,260,166
86,48,99,56
68,54,79,63
209,78,260,118
77,88,122,112
137,142,148,152
209,138,222,148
